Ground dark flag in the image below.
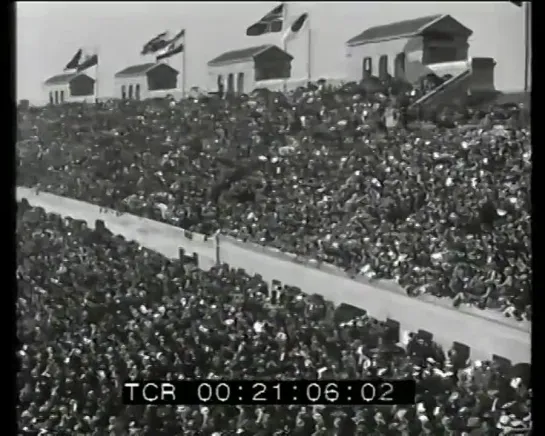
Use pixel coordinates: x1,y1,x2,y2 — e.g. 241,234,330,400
64,49,83,71
246,3,285,36
141,31,170,55
77,50,98,72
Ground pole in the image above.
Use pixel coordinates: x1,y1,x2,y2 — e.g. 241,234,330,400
307,18,312,83
523,2,530,92
283,36,288,92
282,2,289,92
92,45,100,103
86,45,100,103
182,30,187,99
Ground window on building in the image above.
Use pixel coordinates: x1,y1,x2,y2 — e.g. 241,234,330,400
69,77,93,97
254,62,291,81
424,46,459,64
121,85,126,99
254,68,263,82
394,53,406,79
147,67,177,91
60,90,65,103
378,55,389,80
49,92,54,105
237,72,245,94
135,84,141,100
128,84,133,99
363,57,373,79
54,90,59,105
227,73,234,94
217,75,224,92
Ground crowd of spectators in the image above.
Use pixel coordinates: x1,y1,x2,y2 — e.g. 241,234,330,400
17,202,531,435
16,80,531,322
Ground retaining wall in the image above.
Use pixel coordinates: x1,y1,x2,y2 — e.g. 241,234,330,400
17,187,531,364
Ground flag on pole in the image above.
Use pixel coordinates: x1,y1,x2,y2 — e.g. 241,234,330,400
141,31,171,55
246,3,285,36
282,12,309,45
156,29,185,61
77,49,98,72
64,49,83,71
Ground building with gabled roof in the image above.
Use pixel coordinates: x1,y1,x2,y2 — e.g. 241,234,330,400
43,72,95,104
346,14,449,47
113,62,179,100
345,14,473,83
207,44,293,95
345,14,495,107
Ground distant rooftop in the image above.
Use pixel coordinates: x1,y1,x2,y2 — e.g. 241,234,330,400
44,72,80,86
208,44,291,66
115,63,179,78
347,14,443,46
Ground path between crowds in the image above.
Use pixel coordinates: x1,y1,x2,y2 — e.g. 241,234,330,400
16,187,217,270
17,187,531,363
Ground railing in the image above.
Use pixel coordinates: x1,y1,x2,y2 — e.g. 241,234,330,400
409,68,471,109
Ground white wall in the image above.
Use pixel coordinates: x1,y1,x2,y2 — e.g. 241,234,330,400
114,76,148,100
347,36,426,83
254,76,346,92
208,60,255,94
148,89,185,99
44,84,70,104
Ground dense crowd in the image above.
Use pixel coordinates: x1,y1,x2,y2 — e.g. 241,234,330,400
17,203,531,435
16,81,531,323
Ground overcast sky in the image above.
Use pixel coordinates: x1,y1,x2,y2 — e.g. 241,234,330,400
17,1,526,103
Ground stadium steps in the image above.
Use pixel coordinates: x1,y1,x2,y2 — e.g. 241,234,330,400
409,68,472,109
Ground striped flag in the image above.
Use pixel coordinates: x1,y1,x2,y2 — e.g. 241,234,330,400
64,49,82,71
246,3,285,36
156,29,185,61
282,12,309,45
141,31,171,55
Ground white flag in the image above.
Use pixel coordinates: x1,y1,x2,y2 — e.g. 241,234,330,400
282,12,308,45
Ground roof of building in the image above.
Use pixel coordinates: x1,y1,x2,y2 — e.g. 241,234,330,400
208,44,292,66
44,72,93,86
115,62,178,78
347,14,445,46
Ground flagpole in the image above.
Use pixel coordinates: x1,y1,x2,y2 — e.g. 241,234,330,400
307,17,312,83
95,45,100,103
182,30,187,99
523,2,530,92
282,2,289,92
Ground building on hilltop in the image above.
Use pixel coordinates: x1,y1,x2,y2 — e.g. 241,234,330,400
114,63,179,100
207,44,293,96
345,14,496,96
43,72,95,105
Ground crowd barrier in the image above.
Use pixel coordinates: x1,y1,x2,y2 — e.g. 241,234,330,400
217,235,531,329
214,234,530,364
16,188,531,365
16,187,216,269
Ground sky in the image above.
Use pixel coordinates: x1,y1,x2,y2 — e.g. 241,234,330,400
17,1,527,104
